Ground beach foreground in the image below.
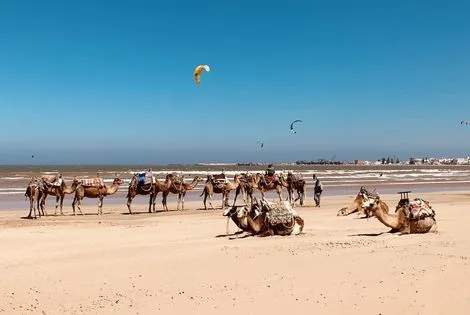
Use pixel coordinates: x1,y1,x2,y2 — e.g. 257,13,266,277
1,192,469,314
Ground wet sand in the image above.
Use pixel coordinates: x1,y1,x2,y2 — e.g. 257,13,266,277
1,191,469,314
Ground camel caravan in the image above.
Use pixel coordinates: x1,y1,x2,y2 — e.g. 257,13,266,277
23,169,438,237
24,169,306,216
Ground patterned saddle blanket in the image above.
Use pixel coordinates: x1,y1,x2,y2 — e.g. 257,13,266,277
406,198,435,220
264,202,295,226
80,178,105,187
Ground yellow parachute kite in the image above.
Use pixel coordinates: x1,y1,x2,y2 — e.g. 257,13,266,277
194,65,211,85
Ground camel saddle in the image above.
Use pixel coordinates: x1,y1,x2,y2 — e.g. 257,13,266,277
41,174,62,187
263,175,278,185
80,178,105,188
210,173,227,187
406,198,435,220
264,202,295,228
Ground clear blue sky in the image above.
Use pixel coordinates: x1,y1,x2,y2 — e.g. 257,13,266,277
1,0,469,164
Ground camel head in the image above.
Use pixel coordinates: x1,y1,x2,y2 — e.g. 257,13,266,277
223,205,249,219
360,194,380,216
112,178,124,186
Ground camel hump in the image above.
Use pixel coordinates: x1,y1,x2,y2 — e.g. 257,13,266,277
80,178,105,187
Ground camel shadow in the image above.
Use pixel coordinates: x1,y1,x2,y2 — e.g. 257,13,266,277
215,230,245,238
121,210,166,215
20,216,38,220
348,232,387,237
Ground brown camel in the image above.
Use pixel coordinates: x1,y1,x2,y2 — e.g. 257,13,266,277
72,178,123,215
233,173,259,207
200,174,241,210
286,172,306,206
24,178,41,219
245,199,304,237
39,178,80,216
256,173,289,202
360,195,437,234
126,173,174,214
337,186,388,217
162,175,203,211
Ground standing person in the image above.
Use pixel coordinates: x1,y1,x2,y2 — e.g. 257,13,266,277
313,174,323,207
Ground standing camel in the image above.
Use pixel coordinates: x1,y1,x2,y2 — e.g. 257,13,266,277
72,178,123,215
233,173,259,207
162,176,203,211
39,178,80,216
286,172,306,206
200,174,241,210
24,178,40,219
256,173,289,202
126,174,173,214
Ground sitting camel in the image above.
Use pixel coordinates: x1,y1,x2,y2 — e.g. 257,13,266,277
126,173,174,214
39,177,80,216
224,198,304,237
286,172,306,206
72,178,123,215
360,195,437,234
24,178,41,219
162,175,203,211
337,186,388,217
256,173,289,203
200,174,241,210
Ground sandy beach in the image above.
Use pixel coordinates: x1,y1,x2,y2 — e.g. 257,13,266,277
1,191,469,314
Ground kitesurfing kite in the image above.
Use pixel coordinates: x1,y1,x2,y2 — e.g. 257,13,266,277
290,120,303,134
460,120,469,125
193,65,211,85
257,139,264,148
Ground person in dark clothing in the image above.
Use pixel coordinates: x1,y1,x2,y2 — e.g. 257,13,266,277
265,164,275,177
313,174,323,207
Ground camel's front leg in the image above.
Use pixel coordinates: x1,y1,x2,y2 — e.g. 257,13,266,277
77,198,84,215
54,195,60,216
126,195,134,214
179,192,186,211
59,195,65,216
98,196,104,215
277,187,283,203
147,193,153,213
207,193,215,210
162,192,169,211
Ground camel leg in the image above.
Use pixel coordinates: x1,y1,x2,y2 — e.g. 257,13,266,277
77,198,84,215
277,187,282,203
41,194,47,216
162,192,169,211
98,196,104,215
54,195,60,216
33,196,37,219
72,196,77,216
180,192,186,211
59,195,65,216
148,194,153,213
126,194,134,214
207,193,215,210
27,197,33,219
